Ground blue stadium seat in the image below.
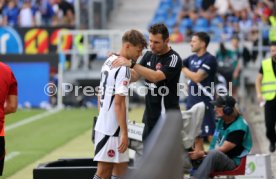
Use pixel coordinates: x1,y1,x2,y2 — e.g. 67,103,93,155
209,26,222,42
166,17,177,28
227,15,239,23
180,18,193,28
193,26,209,33
155,7,168,17
150,15,166,25
195,17,209,27
210,16,223,27
195,0,203,10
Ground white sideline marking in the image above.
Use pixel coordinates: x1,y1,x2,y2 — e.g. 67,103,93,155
5,152,20,161
5,108,62,132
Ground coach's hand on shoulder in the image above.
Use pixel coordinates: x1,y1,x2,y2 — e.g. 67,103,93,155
118,132,128,153
112,56,131,68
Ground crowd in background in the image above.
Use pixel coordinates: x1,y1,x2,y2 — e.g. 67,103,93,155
0,0,75,27
162,0,276,43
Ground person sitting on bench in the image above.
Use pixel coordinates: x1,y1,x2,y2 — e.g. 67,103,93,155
188,95,252,179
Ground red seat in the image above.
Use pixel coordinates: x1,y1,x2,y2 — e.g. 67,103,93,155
210,156,247,177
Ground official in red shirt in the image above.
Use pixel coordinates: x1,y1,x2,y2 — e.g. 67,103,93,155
0,62,18,176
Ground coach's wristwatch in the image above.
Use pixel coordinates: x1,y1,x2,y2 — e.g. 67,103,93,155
130,59,136,68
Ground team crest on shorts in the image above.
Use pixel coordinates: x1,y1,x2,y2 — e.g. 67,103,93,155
107,150,115,158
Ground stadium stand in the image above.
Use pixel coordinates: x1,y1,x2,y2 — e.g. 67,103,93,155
149,0,275,42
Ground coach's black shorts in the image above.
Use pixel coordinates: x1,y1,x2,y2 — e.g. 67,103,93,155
0,136,5,176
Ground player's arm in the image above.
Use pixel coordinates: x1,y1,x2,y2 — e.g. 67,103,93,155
114,67,130,153
5,72,18,115
114,94,128,153
182,68,208,83
4,95,17,115
97,95,100,113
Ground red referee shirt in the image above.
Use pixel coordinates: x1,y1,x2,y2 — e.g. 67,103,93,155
0,62,18,136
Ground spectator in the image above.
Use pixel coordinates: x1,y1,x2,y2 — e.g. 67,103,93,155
39,0,55,26
253,1,271,23
230,36,248,98
170,25,184,43
2,0,19,26
238,9,253,40
214,0,229,17
18,0,34,27
56,0,75,26
0,62,18,176
177,0,196,24
216,42,234,86
0,0,5,25
228,0,250,18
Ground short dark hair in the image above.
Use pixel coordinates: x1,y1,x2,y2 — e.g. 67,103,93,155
270,41,276,46
193,32,210,48
122,29,148,49
148,23,169,41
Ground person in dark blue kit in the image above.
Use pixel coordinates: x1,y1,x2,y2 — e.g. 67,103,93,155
182,32,217,151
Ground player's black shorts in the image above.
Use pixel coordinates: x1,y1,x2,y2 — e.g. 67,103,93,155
0,136,5,176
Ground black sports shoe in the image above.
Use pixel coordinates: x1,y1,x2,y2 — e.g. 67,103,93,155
269,143,276,153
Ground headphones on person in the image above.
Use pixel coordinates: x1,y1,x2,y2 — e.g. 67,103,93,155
222,96,234,115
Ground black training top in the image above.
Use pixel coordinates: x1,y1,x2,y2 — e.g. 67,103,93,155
139,49,182,127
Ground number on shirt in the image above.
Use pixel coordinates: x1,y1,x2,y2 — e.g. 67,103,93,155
100,70,109,107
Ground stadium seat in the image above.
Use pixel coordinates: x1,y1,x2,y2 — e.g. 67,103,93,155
180,18,193,29
195,0,203,10
210,16,223,27
209,26,222,42
194,17,209,28
166,17,177,28
209,156,247,178
150,15,166,25
193,26,209,33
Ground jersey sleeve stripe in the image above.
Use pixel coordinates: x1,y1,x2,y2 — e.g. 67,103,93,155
202,64,210,70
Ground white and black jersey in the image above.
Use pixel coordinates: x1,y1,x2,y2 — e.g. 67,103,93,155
95,55,131,136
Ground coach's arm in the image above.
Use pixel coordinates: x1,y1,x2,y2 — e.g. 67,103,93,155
112,56,166,83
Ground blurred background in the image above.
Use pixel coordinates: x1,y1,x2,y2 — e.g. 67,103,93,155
0,0,275,178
